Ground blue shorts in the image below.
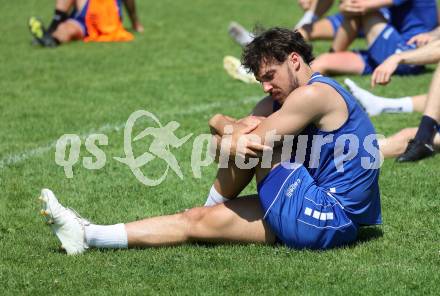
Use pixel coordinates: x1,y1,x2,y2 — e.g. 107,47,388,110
326,13,344,36
70,0,90,36
357,24,424,75
257,163,358,250
326,9,389,38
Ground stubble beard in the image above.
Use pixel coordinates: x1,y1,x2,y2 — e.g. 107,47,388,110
286,65,299,96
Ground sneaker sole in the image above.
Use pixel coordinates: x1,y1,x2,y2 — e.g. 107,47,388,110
223,56,257,84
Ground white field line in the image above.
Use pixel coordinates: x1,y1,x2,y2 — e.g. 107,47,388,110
0,96,260,170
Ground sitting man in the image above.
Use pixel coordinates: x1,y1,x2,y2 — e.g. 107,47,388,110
38,28,382,254
29,0,142,47
229,0,338,47
312,0,438,76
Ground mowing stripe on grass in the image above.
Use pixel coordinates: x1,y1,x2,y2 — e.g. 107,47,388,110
0,96,260,170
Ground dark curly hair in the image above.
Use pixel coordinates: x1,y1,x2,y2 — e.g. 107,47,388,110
242,27,314,75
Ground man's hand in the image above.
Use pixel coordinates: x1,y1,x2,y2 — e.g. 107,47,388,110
339,0,369,16
371,54,401,87
236,115,266,129
209,113,271,159
407,33,434,47
298,0,312,11
230,127,272,158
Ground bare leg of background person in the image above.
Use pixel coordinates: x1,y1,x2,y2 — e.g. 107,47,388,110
397,64,440,162
412,95,428,113
52,20,84,43
312,51,365,75
298,19,336,41
379,128,418,158
311,0,334,17
331,17,361,52
422,63,440,122
312,11,387,75
380,128,440,158
48,0,76,33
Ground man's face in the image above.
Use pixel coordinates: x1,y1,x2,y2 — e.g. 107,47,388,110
255,55,299,104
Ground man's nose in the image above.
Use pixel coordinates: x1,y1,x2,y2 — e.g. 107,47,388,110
262,82,273,93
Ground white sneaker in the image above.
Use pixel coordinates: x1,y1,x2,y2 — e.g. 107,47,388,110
228,21,254,47
39,189,89,255
223,56,258,84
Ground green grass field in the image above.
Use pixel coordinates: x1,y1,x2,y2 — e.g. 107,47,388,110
1,0,440,294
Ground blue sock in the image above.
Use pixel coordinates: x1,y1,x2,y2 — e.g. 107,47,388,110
414,115,439,144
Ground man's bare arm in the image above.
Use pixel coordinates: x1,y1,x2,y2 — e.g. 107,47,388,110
238,87,327,149
372,40,440,86
208,114,239,136
397,40,440,65
407,27,440,47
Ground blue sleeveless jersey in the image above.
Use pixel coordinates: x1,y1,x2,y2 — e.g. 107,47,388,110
389,0,438,42
274,73,382,225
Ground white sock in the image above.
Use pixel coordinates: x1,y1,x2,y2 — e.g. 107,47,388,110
204,185,229,207
344,78,413,116
228,22,254,47
294,10,318,30
85,223,128,249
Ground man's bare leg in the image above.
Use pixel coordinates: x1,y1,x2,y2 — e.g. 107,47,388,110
422,63,440,121
312,51,365,75
52,20,84,43
397,63,440,162
412,95,428,113
213,165,255,198
30,0,86,46
125,150,285,247
312,12,387,75
48,0,76,33
331,17,361,52
298,19,336,41
379,128,418,158
125,197,276,247
51,0,87,43
379,128,440,158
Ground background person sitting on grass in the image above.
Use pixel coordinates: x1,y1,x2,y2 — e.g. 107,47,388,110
345,38,440,162
29,0,143,47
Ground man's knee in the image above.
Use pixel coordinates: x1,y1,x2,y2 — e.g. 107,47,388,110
182,206,209,239
183,205,230,240
53,21,83,42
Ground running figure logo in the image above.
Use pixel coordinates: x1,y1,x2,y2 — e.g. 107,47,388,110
114,110,193,186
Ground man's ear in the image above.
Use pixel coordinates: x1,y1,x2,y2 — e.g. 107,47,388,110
288,52,301,70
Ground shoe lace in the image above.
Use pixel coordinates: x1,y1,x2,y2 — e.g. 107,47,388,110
67,207,91,226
